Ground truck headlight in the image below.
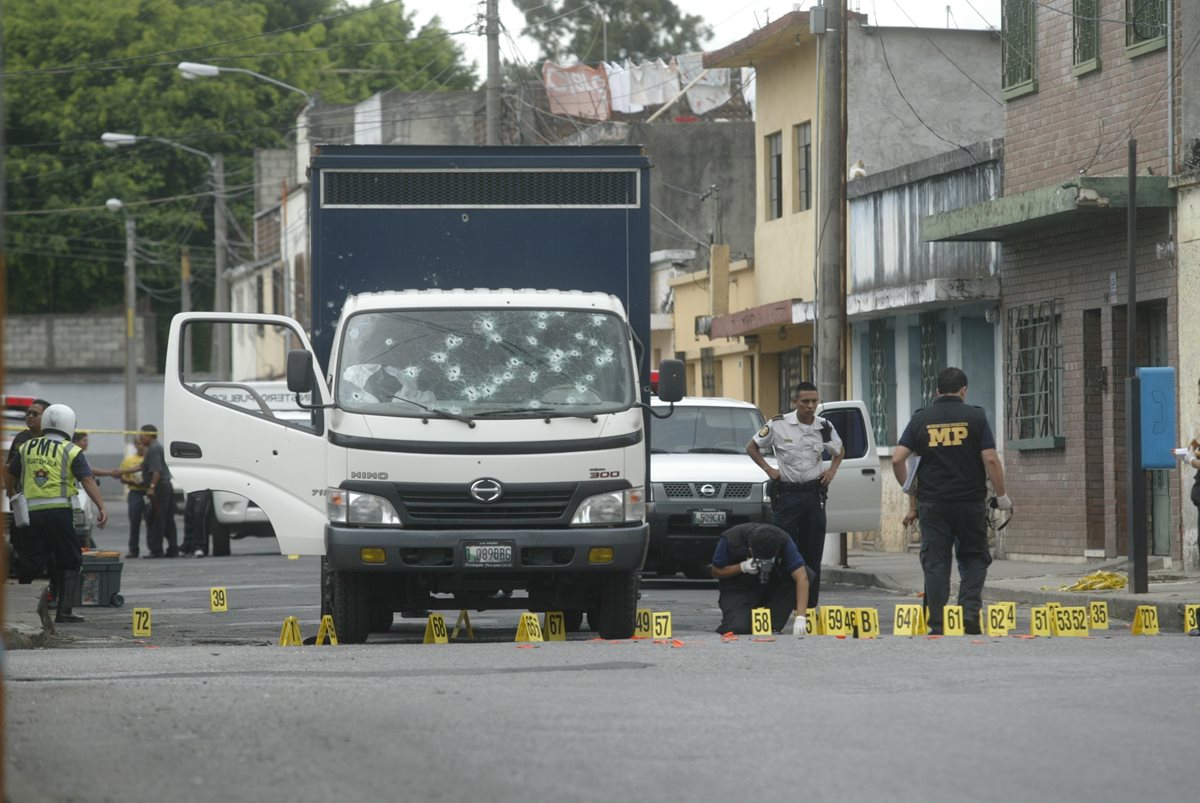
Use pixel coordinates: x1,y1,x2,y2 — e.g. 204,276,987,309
326,488,402,527
571,487,644,526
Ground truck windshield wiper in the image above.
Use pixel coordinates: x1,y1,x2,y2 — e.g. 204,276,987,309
688,447,742,454
394,397,475,426
474,407,598,421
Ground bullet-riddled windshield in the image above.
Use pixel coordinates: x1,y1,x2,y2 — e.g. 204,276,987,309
337,308,634,418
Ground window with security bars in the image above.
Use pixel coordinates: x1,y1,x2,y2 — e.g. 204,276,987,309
868,320,894,446
1073,0,1100,74
918,312,942,408
778,346,814,414
1001,0,1036,98
1006,300,1064,446
766,132,783,221
795,122,812,212
700,348,716,396
1126,0,1166,54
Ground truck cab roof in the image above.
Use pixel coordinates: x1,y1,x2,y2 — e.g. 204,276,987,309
341,288,628,316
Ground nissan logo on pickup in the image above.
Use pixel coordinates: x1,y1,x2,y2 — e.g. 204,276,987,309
699,484,717,497
469,478,503,503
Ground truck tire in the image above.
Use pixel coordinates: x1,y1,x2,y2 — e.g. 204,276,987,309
563,609,584,632
208,507,231,557
369,606,394,633
592,569,639,639
332,570,372,644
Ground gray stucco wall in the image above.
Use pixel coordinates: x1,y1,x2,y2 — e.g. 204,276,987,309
4,314,154,373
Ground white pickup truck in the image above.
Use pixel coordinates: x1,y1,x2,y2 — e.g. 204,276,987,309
647,396,882,577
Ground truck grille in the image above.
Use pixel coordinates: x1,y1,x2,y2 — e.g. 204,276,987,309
399,487,574,527
662,482,754,500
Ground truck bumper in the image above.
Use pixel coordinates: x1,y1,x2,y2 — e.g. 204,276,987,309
324,524,649,573
647,501,769,567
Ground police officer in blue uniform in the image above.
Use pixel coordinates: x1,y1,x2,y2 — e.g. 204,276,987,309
747,381,843,608
892,367,1010,635
7,404,107,623
710,523,811,636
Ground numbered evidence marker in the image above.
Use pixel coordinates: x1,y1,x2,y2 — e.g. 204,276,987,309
819,606,848,637
894,604,922,636
1029,606,1053,637
806,608,819,635
1184,604,1200,633
856,608,880,639
998,601,1017,631
652,611,673,639
984,604,1010,637
1088,601,1109,630
943,605,965,636
315,614,339,646
634,608,653,639
1051,606,1090,637
132,607,152,637
750,607,773,636
452,610,476,641
543,611,567,642
209,587,228,612
515,612,544,642
277,615,302,646
423,613,449,644
1131,605,1160,636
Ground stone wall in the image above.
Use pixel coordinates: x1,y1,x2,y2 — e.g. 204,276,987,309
4,313,155,372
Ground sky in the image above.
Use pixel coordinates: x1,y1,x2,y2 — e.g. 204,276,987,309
380,0,1003,78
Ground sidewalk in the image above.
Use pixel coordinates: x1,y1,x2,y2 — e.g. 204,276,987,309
825,550,1200,632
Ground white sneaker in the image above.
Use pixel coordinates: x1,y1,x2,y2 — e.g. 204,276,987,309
194,550,205,558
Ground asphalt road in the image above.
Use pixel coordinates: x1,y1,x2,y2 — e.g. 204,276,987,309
5,505,1197,802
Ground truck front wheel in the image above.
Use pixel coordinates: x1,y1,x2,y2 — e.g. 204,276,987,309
332,570,372,644
592,569,639,639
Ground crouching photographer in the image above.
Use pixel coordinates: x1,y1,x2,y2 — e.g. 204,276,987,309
710,523,812,636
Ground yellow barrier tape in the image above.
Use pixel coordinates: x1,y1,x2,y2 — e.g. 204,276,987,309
2,424,145,436
1052,571,1129,592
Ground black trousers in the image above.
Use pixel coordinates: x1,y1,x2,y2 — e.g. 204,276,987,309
126,490,146,555
146,481,179,556
918,500,992,633
772,489,826,608
26,507,82,576
716,575,798,634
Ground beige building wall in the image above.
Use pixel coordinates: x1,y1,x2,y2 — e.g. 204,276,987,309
753,41,819,306
670,260,757,398
1175,178,1200,569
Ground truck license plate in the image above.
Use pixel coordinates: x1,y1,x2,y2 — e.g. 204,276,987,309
464,543,513,567
691,510,727,527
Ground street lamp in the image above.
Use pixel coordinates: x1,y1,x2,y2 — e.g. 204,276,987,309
106,198,137,447
177,61,312,105
102,131,229,379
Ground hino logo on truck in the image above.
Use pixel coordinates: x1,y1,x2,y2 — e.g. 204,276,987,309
469,478,503,503
351,471,389,480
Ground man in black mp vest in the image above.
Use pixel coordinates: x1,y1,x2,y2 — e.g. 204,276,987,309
710,523,813,636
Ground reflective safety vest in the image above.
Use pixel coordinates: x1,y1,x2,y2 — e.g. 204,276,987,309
17,436,82,511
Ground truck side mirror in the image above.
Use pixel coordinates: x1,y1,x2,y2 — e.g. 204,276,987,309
656,359,685,403
286,349,314,394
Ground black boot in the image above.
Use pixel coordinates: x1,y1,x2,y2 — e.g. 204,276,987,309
55,571,84,623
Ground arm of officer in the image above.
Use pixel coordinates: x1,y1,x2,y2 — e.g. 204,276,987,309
791,566,810,615
710,536,751,579
746,440,781,482
892,444,913,487
982,448,1008,500
80,476,108,529
821,433,844,486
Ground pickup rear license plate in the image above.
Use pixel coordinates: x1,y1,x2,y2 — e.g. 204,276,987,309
464,543,513,567
691,510,727,527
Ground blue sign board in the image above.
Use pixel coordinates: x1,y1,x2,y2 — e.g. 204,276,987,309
1138,367,1176,469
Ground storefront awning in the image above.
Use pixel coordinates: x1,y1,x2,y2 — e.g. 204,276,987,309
922,176,1173,242
710,299,798,338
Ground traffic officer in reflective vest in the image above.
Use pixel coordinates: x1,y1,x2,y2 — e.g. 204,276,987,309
7,404,107,623
891,367,1010,635
747,381,843,608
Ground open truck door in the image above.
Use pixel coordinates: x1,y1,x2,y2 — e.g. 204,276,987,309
164,313,333,555
818,400,882,534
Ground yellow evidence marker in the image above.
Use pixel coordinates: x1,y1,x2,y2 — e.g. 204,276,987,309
856,608,880,639
750,607,773,636
997,601,1017,631
1184,604,1200,633
423,613,449,644
1131,605,1160,635
943,605,965,636
820,606,848,637
1029,606,1052,637
984,604,1010,637
1051,606,1089,637
543,611,567,641
806,608,819,635
315,614,339,646
209,587,228,612
277,616,302,646
1088,601,1109,630
516,612,544,642
452,610,475,641
287,554,300,560
132,607,152,637
652,611,673,639
894,604,922,636
634,608,653,638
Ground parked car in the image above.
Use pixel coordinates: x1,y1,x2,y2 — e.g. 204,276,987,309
185,489,275,557
646,396,882,578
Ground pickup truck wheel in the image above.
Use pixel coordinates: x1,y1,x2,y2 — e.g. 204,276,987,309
332,570,372,644
681,562,711,581
369,606,394,632
207,507,231,557
563,609,584,632
592,569,638,639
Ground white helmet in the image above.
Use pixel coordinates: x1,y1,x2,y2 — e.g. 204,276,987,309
41,404,77,438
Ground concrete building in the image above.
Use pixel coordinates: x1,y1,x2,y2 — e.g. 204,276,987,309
925,0,1195,568
692,10,1003,418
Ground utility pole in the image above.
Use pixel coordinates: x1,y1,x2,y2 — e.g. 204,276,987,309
181,247,193,376
817,0,846,402
1126,139,1147,594
123,214,138,439
486,0,501,145
213,153,229,378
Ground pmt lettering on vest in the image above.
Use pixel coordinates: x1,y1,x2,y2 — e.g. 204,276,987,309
926,423,969,447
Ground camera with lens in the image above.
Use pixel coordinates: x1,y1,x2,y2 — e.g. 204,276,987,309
752,556,774,584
